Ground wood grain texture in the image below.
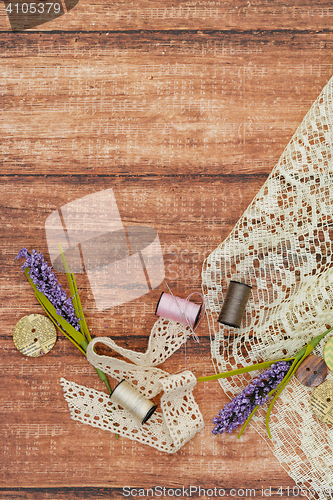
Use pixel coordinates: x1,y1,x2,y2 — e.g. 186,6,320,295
1,32,333,177
1,3,333,498
2,175,265,336
1,173,306,497
2,0,333,32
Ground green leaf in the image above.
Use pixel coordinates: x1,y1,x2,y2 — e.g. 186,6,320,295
309,326,333,349
95,367,112,394
24,265,111,395
237,404,260,439
265,377,290,439
71,273,91,342
58,244,91,343
202,325,333,439
265,342,316,438
58,244,78,313
24,268,86,347
197,357,294,382
79,338,112,394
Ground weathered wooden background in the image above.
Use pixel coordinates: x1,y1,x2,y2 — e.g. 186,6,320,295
1,1,333,498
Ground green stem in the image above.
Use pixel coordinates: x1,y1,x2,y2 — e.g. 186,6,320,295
25,268,86,346
35,293,86,355
210,326,333,439
197,357,294,382
57,247,111,394
58,244,91,342
71,274,91,342
58,244,78,314
236,361,294,438
80,338,112,394
309,326,333,349
237,404,260,439
23,265,112,395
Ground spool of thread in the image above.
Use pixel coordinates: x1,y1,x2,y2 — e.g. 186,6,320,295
110,380,157,424
155,292,202,329
218,280,252,328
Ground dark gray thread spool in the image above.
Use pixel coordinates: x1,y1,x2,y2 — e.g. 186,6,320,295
110,380,158,424
218,280,252,328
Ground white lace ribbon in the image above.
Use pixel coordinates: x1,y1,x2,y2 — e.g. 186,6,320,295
61,318,204,453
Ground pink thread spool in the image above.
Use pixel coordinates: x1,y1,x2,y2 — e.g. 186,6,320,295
155,292,202,328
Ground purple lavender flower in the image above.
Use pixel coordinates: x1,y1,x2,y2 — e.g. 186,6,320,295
212,360,292,435
15,248,80,331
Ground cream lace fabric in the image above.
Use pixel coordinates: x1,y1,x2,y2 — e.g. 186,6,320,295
202,75,333,499
61,318,204,453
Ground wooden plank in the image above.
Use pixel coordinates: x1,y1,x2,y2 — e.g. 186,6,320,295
3,174,265,332
0,173,303,495
0,8,328,498
2,0,333,32
0,343,298,494
0,486,304,500
1,32,333,176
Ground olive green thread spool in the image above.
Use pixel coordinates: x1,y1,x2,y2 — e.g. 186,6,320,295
110,380,157,425
218,280,252,328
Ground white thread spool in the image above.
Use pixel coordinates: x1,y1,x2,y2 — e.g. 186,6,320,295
110,380,157,424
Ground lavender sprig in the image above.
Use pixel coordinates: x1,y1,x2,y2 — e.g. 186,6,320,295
199,326,333,438
15,247,112,395
15,248,80,331
212,360,292,435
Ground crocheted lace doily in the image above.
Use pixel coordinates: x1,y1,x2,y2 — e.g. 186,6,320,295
61,318,204,454
202,75,333,498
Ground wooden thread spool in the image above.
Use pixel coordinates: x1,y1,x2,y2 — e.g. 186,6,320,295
218,280,252,328
110,380,157,424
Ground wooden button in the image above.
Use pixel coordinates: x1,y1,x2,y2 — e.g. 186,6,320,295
324,336,333,371
311,380,333,425
295,354,327,387
13,314,57,357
